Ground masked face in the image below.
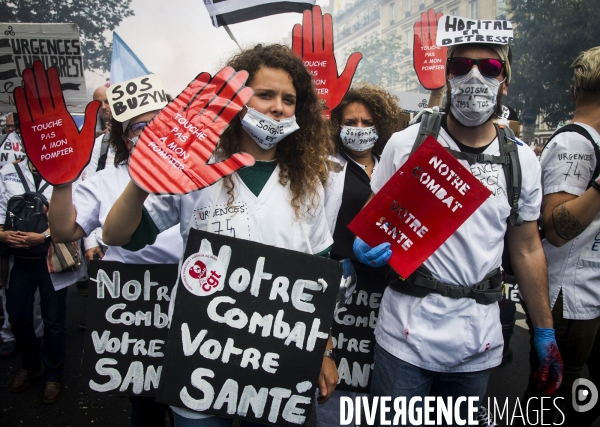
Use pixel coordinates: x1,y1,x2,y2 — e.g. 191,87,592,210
340,126,378,151
449,67,503,127
240,106,299,150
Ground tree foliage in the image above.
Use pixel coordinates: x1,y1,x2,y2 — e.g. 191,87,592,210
0,0,134,72
351,34,416,89
506,0,600,126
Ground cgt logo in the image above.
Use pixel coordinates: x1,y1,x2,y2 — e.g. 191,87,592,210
573,379,598,412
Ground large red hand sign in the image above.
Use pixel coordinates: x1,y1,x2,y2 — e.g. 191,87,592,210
292,6,362,117
129,67,254,194
413,9,448,90
14,61,99,185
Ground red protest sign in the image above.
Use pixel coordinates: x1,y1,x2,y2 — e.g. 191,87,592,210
292,6,362,117
14,61,99,186
348,136,491,278
413,9,448,90
128,67,254,195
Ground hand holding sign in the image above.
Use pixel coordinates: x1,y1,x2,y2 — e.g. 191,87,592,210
292,6,362,117
14,61,99,185
128,67,254,194
413,9,447,90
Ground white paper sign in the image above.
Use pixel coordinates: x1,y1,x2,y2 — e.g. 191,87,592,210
107,74,167,123
436,15,513,47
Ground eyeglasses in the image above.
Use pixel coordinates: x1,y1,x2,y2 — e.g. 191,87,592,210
126,121,149,136
447,57,506,78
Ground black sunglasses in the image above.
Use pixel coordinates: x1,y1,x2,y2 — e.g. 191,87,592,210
447,57,506,78
126,121,149,136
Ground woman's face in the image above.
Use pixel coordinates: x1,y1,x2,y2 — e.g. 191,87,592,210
122,110,160,150
341,102,374,129
245,67,296,120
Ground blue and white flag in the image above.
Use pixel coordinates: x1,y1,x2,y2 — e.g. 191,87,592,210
110,32,150,84
204,0,316,27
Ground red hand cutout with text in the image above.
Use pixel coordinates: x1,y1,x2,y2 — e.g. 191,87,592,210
413,9,447,90
14,61,99,185
292,6,362,117
129,67,254,194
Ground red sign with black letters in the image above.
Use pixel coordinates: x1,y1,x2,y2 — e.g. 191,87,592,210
348,136,491,278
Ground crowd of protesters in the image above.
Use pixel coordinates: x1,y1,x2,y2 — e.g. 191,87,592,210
0,19,599,427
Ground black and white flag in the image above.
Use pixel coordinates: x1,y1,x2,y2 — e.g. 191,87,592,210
204,0,317,27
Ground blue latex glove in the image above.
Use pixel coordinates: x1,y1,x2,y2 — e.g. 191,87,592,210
352,238,392,267
533,327,564,396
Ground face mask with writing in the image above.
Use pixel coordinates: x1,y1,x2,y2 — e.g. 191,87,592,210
340,126,378,152
450,67,503,127
241,107,299,150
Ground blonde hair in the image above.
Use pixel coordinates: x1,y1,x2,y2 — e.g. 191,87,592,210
572,46,600,91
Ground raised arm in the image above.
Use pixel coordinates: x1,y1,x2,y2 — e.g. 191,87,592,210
542,188,600,247
48,184,86,243
102,180,149,246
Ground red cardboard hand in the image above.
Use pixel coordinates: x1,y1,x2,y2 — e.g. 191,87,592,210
129,66,254,194
292,5,362,117
413,9,447,90
14,61,99,185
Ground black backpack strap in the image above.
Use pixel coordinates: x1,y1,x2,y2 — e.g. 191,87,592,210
411,110,443,155
13,164,31,193
496,124,523,226
544,124,600,187
448,150,508,166
38,181,50,194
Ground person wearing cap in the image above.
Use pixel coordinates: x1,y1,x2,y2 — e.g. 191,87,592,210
352,19,563,425
48,74,182,426
531,46,600,425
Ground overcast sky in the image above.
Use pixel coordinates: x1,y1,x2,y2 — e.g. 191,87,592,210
85,0,330,97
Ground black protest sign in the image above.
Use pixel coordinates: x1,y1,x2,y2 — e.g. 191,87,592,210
82,261,178,396
0,23,87,113
157,229,341,426
332,269,386,393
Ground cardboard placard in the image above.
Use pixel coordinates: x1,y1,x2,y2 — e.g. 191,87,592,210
156,229,341,426
14,60,99,185
127,67,254,195
348,136,491,279
107,74,167,124
331,269,385,393
292,6,361,117
413,9,447,90
0,23,88,114
82,261,178,396
436,15,513,46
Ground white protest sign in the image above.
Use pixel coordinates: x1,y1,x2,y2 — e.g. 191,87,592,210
436,15,513,47
107,74,167,124
0,23,87,114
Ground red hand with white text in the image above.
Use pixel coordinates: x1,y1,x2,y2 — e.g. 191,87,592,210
14,61,99,185
292,6,362,117
413,9,447,90
129,67,254,194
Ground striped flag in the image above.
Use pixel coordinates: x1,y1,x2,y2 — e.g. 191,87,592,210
110,32,150,84
204,0,317,27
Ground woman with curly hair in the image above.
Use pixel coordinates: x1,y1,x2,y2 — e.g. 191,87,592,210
318,84,402,427
101,44,338,427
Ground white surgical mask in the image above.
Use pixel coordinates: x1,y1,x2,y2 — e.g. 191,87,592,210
340,126,378,152
126,135,139,151
450,67,503,127
241,107,299,150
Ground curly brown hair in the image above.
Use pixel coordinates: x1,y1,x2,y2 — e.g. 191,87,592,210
330,84,402,155
216,44,334,217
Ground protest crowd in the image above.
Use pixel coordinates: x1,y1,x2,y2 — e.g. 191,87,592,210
1,4,600,427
